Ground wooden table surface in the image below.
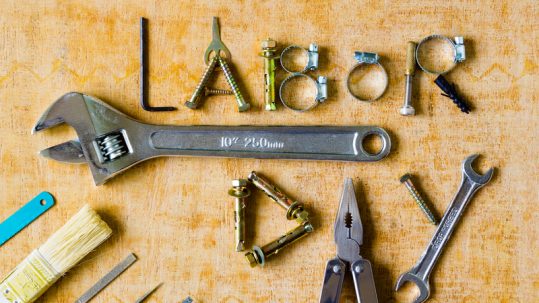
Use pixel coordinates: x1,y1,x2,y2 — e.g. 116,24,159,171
1,1,537,302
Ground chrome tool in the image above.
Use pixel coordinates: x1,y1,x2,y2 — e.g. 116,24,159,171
319,178,378,303
0,192,54,246
134,283,162,303
75,253,137,303
33,93,392,185
395,155,494,303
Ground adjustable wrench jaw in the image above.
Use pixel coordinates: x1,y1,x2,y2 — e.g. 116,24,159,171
33,92,148,185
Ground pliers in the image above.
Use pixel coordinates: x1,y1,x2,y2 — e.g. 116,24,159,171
319,178,378,303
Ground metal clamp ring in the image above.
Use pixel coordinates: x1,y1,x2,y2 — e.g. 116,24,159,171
346,52,388,102
279,73,327,112
415,34,466,75
280,44,319,73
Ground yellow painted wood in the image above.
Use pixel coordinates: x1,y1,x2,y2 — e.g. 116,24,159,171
0,1,537,302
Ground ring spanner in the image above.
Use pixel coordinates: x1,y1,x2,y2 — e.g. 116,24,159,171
33,93,391,185
395,154,494,303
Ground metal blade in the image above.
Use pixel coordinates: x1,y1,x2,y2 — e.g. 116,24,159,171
39,140,87,163
135,283,162,303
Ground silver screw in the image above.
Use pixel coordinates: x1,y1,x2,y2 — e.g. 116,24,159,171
217,56,251,112
185,56,219,109
400,174,438,225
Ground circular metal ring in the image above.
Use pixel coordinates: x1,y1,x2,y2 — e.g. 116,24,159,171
279,73,321,112
280,45,309,73
415,34,458,75
346,62,388,102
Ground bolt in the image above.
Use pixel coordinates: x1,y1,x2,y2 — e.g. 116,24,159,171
245,221,314,267
228,179,250,251
185,56,219,109
400,41,416,116
205,87,233,96
260,38,278,111
247,171,309,223
217,56,250,112
400,174,438,225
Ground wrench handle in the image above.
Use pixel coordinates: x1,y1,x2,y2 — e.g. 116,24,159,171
146,126,391,162
410,177,484,280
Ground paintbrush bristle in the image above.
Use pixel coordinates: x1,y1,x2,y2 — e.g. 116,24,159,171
38,204,112,274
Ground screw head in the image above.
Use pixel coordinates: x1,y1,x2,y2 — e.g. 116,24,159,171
332,264,341,273
400,173,412,183
400,105,415,116
261,38,276,49
232,179,248,187
354,264,363,273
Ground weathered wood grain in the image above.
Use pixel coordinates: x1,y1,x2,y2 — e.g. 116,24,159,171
0,1,537,302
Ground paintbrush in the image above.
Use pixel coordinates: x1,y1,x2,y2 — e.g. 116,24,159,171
0,204,112,303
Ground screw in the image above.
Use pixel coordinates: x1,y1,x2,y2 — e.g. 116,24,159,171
228,179,250,251
259,38,278,111
400,41,416,116
217,56,250,112
332,264,341,274
245,221,314,267
204,87,233,96
185,56,219,109
400,174,438,225
247,171,309,223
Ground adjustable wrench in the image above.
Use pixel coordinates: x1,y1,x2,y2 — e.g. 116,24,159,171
33,93,391,185
395,154,494,303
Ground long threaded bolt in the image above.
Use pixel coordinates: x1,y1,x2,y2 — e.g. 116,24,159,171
205,87,233,96
400,41,416,116
247,171,309,223
185,55,219,109
400,174,438,225
228,179,250,252
217,56,250,112
245,221,314,267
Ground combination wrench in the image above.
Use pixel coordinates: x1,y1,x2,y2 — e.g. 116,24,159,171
33,92,391,185
395,154,494,303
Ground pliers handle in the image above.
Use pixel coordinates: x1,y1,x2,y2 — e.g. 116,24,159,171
319,257,378,303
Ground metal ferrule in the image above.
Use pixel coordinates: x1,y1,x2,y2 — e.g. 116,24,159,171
245,221,314,267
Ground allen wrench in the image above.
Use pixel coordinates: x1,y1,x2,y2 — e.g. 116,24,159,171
139,17,176,111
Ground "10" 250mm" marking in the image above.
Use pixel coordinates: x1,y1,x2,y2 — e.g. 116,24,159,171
220,137,285,149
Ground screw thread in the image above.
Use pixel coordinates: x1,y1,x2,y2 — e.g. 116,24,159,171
206,88,233,95
217,56,250,111
185,56,219,108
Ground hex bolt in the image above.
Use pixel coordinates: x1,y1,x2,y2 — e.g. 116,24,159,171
259,38,278,111
185,56,219,109
228,179,250,252
400,41,416,116
247,171,309,223
400,173,438,225
217,56,251,112
245,221,314,267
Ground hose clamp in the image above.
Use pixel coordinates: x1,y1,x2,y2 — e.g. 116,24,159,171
346,52,388,102
280,43,319,73
416,35,466,74
279,73,327,112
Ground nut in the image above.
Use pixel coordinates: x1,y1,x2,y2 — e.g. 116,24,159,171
261,38,276,49
245,251,259,267
294,210,310,223
232,179,248,187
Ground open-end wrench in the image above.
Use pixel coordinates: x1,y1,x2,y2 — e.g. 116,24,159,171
33,92,391,185
395,154,494,303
